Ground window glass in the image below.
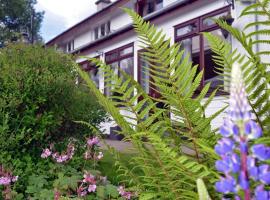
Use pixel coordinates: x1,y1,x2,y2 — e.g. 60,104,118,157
120,46,133,57
176,23,198,38
94,27,99,40
106,21,111,34
100,24,106,37
139,55,150,94
156,0,163,10
204,29,226,90
105,62,118,96
89,68,99,88
106,52,118,63
120,57,133,76
202,11,230,27
180,35,200,66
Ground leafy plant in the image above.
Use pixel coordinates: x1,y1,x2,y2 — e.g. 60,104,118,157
0,44,107,197
77,8,226,199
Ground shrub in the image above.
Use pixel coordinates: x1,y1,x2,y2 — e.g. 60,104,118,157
0,44,107,196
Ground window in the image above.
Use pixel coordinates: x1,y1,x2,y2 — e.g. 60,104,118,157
78,58,100,88
174,6,231,94
104,43,134,96
138,50,150,95
66,40,74,52
94,21,111,40
137,0,163,16
94,27,99,40
100,24,106,37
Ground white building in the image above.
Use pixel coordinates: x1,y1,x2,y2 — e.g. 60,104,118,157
46,0,262,135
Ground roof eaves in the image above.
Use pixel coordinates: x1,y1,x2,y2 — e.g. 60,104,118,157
72,0,197,54
45,0,123,45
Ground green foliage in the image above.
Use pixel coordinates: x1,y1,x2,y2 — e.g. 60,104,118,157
0,44,107,197
0,0,44,45
203,0,270,133
77,8,225,199
196,179,211,200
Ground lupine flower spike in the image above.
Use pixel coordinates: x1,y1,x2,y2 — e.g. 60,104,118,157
215,63,270,199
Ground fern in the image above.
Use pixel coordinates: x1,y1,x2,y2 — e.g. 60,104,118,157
77,8,225,200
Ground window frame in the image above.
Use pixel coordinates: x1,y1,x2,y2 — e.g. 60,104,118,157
174,5,231,95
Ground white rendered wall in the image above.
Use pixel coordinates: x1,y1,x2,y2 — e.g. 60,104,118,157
75,29,93,49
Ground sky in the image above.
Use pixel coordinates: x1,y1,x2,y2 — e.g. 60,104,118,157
35,0,102,42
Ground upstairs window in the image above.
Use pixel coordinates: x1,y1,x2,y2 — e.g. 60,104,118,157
94,21,111,40
138,0,163,16
66,40,74,52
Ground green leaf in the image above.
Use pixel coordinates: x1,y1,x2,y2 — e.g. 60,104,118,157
196,179,211,200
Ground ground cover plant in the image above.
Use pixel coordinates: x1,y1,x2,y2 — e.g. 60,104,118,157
77,0,270,199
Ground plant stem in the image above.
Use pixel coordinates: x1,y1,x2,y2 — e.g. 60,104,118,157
240,138,251,200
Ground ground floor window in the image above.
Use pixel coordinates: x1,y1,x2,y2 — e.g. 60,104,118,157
78,58,100,88
174,6,232,94
104,43,134,96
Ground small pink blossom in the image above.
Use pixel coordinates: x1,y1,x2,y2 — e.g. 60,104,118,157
11,176,18,182
118,186,125,196
87,137,99,146
0,177,11,185
88,184,97,193
83,173,96,184
118,186,133,199
41,148,52,158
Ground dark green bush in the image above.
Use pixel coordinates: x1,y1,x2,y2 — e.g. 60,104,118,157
0,44,107,196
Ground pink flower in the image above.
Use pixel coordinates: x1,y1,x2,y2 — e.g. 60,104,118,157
118,186,125,196
41,148,52,158
123,192,132,200
118,186,133,199
88,184,97,193
97,152,103,160
87,137,99,146
0,177,11,185
83,173,96,184
11,176,18,182
84,151,92,160
77,186,88,197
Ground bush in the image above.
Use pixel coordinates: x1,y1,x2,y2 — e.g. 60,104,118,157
0,44,107,196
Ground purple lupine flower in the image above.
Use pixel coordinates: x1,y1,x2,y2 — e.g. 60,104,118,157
258,165,270,184
215,138,235,156
215,154,240,173
255,185,270,200
252,144,270,161
215,64,270,199
215,176,237,194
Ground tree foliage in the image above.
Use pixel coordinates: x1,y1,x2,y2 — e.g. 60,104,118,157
0,0,44,46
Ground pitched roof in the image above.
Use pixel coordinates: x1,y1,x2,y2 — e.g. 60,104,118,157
46,0,128,45
46,0,200,48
